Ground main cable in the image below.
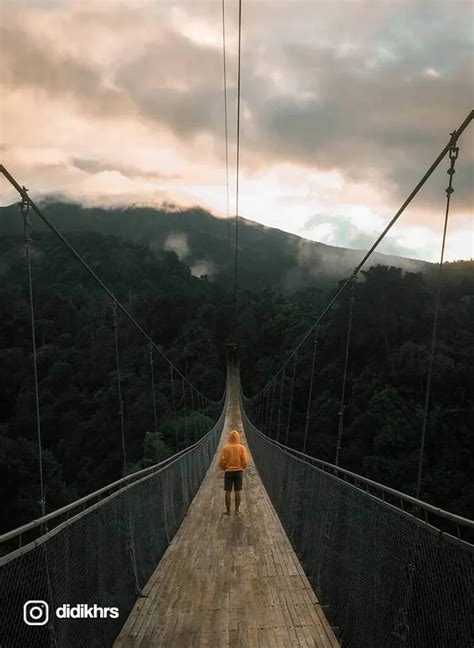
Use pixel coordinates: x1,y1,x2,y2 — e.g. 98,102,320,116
0,165,222,405
249,110,473,397
234,0,242,339
221,0,231,260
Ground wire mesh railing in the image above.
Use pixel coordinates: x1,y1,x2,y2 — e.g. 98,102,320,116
241,395,474,648
0,405,225,648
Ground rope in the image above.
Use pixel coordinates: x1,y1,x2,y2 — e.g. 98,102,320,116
335,278,356,467
221,0,231,260
234,0,242,339
20,194,46,517
415,143,460,499
112,300,127,477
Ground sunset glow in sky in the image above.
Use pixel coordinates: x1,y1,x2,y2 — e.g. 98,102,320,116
1,0,473,261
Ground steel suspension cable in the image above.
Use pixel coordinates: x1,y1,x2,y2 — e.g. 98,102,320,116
169,366,179,450
149,342,159,437
254,394,262,426
0,168,220,407
335,278,357,467
112,300,127,477
262,391,266,429
415,143,460,499
246,111,473,397
199,397,207,434
169,365,176,414
276,369,285,442
190,388,197,442
263,386,270,433
268,380,277,437
267,384,274,435
263,391,268,431
221,0,231,260
257,392,263,428
181,378,188,447
234,0,242,338
20,196,46,517
303,330,319,454
285,353,298,445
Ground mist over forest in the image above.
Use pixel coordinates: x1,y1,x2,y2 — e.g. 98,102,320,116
0,201,431,292
0,201,472,534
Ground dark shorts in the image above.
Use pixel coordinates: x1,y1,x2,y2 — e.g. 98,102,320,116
224,470,243,491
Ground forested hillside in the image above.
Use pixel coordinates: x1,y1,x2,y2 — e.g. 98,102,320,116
240,262,474,520
0,201,429,293
0,222,472,534
0,231,228,533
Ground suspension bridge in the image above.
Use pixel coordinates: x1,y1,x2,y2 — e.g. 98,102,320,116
0,0,473,623
1,111,473,647
114,367,339,647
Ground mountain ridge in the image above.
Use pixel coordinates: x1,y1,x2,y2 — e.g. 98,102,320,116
0,200,431,291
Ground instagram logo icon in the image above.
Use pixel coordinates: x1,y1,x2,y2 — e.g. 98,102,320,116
23,600,49,626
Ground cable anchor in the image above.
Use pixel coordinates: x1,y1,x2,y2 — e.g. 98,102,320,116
20,191,30,217
445,145,459,195
20,189,33,246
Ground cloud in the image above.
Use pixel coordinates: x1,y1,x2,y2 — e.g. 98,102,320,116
303,210,426,260
191,260,216,278
163,233,190,260
114,29,224,138
71,158,179,181
0,25,130,119
0,0,472,262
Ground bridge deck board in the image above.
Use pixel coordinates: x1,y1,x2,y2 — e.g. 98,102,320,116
114,384,339,648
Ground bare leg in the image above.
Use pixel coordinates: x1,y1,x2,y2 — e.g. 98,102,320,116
235,491,241,514
223,491,231,515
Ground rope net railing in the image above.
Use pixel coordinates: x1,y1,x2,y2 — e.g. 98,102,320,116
0,407,224,648
240,396,474,648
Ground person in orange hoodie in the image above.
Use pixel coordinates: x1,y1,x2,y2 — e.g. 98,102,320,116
218,430,248,515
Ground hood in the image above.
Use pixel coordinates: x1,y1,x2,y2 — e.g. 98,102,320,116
228,430,240,444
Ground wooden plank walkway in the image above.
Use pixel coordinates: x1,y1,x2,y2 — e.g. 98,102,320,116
114,379,339,647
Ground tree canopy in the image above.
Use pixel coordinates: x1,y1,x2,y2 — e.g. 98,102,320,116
0,226,472,533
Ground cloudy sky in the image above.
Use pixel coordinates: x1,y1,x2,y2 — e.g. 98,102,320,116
1,0,473,261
